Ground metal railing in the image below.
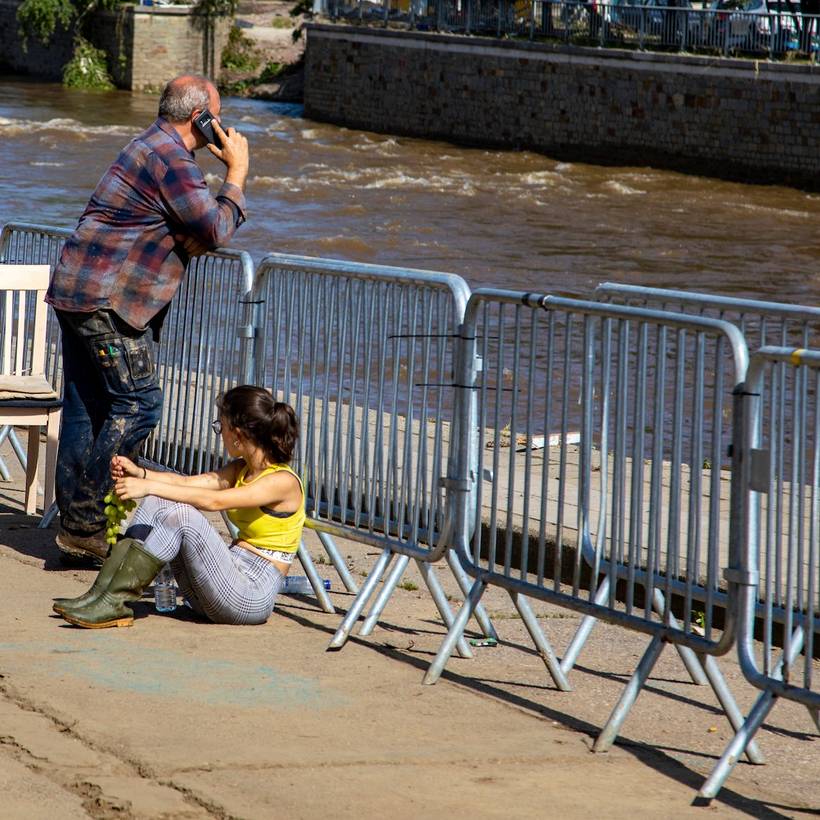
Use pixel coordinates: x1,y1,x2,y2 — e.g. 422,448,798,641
701,345,820,798
566,284,820,674
144,248,255,476
424,289,764,765
320,0,820,60
596,284,820,630
250,254,497,653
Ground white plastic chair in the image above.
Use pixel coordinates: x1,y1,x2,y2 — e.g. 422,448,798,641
0,265,61,515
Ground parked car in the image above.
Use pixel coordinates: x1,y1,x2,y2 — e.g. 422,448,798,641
609,0,702,43
708,0,800,53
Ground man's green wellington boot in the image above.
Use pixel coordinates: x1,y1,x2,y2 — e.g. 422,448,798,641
60,541,164,629
52,538,135,615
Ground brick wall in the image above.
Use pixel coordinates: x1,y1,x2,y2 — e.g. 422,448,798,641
0,1,230,91
304,24,820,187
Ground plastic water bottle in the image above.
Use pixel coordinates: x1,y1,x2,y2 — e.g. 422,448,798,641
283,575,331,595
154,563,177,612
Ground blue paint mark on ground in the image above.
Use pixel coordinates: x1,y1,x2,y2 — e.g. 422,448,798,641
0,638,341,708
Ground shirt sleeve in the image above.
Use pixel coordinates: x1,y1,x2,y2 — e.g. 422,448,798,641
156,153,247,249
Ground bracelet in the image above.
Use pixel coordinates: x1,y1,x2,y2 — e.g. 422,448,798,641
142,467,147,479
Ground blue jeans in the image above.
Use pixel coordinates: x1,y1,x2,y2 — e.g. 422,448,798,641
55,309,162,535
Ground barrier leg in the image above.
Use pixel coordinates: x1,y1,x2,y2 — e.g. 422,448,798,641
652,589,708,686
445,550,498,641
297,541,334,614
697,690,776,801
0,424,12,480
9,428,27,469
700,631,805,799
423,578,487,685
593,634,665,752
561,612,599,676
561,581,707,687
358,554,411,636
38,501,58,529
699,654,764,765
327,549,394,651
416,560,473,659
316,530,359,594
509,591,572,692
358,555,473,659
561,578,612,676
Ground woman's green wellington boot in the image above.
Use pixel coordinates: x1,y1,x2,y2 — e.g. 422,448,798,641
60,541,164,629
52,537,135,615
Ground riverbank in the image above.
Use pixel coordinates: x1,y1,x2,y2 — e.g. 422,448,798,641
1,432,819,817
223,0,307,102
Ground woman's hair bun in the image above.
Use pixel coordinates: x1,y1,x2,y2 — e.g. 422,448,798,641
216,386,299,463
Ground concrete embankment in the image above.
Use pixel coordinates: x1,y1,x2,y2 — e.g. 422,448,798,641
304,24,820,188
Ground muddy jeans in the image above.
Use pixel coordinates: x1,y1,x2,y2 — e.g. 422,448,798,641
55,309,162,536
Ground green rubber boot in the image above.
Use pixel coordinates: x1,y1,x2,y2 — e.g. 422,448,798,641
53,538,135,615
60,541,164,629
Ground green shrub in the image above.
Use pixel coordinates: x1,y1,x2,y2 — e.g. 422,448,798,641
62,36,115,89
257,60,284,83
221,25,261,72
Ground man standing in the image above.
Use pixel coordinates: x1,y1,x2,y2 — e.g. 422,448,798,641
46,74,249,564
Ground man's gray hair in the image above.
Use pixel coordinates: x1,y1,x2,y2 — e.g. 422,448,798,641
158,75,213,123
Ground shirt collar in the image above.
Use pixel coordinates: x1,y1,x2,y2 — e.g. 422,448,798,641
155,117,193,156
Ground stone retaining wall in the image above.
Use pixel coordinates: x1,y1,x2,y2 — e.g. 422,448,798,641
304,24,820,187
0,1,230,91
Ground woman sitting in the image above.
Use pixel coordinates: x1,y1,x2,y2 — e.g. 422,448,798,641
54,385,305,628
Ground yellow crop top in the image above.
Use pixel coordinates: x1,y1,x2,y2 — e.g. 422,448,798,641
226,463,305,553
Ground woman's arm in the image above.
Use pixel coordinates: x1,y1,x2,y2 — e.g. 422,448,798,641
111,455,242,491
114,469,301,513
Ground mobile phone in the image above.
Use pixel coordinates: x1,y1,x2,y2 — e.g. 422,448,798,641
193,109,225,148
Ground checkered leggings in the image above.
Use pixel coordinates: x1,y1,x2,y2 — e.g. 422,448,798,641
126,495,284,625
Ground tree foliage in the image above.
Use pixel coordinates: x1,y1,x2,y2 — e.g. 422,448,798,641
16,0,76,46
63,35,116,89
17,0,232,88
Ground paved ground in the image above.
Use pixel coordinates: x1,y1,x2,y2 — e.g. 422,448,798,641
0,440,818,819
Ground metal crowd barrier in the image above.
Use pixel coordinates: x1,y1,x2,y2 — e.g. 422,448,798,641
560,284,820,679
250,254,497,653
596,286,820,630
6,220,818,798
143,247,255,476
701,346,820,798
424,288,765,765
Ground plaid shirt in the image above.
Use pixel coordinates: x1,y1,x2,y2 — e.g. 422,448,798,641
46,117,246,331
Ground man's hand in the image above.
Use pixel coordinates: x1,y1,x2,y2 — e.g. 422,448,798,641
175,234,210,257
208,121,249,191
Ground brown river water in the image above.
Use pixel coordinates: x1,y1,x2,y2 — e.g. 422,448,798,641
2,77,820,303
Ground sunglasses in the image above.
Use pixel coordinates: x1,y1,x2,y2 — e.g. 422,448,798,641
211,419,222,435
